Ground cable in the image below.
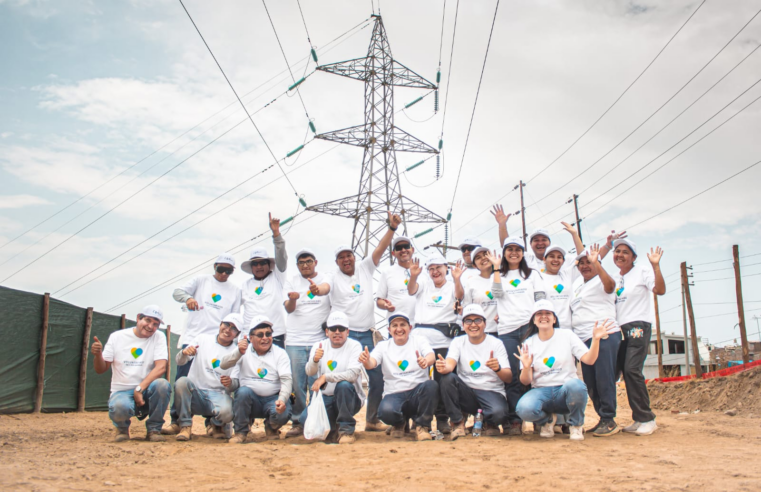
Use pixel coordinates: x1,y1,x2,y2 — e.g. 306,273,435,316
695,262,761,274
295,0,314,52
437,0,460,144
696,272,761,282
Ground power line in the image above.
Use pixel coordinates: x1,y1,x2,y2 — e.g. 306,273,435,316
438,0,460,141
295,0,314,49
695,262,761,274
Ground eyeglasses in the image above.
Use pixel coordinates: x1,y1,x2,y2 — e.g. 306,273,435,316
251,331,273,338
297,259,315,266
460,246,475,253
249,260,269,268
216,266,234,275
327,326,348,333
463,318,485,326
394,243,412,251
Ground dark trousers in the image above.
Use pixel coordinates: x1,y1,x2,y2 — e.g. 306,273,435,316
349,329,382,423
498,324,530,424
300,381,362,435
581,333,621,420
171,344,193,424
439,373,508,426
378,380,439,429
618,321,656,422
272,334,286,349
432,347,454,422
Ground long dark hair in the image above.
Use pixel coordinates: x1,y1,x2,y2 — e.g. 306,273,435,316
521,312,560,343
499,245,532,279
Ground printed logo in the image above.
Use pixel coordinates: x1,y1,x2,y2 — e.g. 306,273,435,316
486,291,494,300
509,279,521,288
616,287,625,297
543,356,555,368
130,347,143,359
257,368,268,378
352,284,361,294
327,360,337,371
211,293,222,303
469,360,481,371
211,358,220,369
254,286,263,295
553,284,564,294
630,327,643,339
431,296,443,303
541,268,546,273
404,279,409,285
397,360,409,371
306,291,315,299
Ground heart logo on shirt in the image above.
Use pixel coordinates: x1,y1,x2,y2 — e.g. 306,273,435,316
616,287,625,297
211,293,221,303
211,358,220,369
469,360,481,371
431,296,442,303
130,348,143,359
397,360,409,371
306,291,315,299
327,360,337,371
257,368,268,378
352,284,361,293
254,287,263,295
553,284,564,293
543,357,556,368
404,279,409,285
486,291,493,300
509,279,521,288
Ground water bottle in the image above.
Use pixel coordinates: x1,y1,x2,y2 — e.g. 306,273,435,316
473,409,483,437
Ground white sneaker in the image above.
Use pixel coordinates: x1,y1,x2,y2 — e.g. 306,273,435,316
623,421,641,433
539,414,556,438
569,426,584,441
635,420,657,436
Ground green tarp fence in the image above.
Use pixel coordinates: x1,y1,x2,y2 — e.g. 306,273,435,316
0,285,180,414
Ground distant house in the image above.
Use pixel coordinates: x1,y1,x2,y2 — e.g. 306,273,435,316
643,332,712,379
709,343,759,367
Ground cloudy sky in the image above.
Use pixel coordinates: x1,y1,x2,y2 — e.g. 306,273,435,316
2,0,761,349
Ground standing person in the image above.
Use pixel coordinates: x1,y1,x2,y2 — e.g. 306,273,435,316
436,305,512,438
376,236,417,325
515,300,613,441
360,312,438,441
570,244,621,437
457,237,483,283
462,247,503,336
612,239,666,436
241,213,289,348
407,253,463,434
301,311,365,444
173,253,242,379
329,212,403,432
282,248,332,438
492,237,546,435
492,204,554,271
91,305,171,442
541,222,584,329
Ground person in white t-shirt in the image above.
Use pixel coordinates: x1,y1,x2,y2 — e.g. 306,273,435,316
376,236,417,324
173,253,242,380
91,305,171,442
569,244,622,437
360,312,438,441
241,213,289,348
612,238,666,437
457,237,483,284
329,212,403,432
462,247,503,335
515,300,613,441
282,247,332,438
436,304,511,439
221,316,293,443
493,204,556,272
300,311,365,444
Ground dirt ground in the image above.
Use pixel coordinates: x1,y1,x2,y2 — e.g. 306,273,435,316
2,384,761,492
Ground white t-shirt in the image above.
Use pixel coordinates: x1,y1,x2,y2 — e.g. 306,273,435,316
184,333,239,393
178,275,242,347
284,272,332,346
463,274,499,334
542,265,577,329
614,263,656,326
242,267,289,337
103,328,168,394
329,256,377,331
231,345,291,397
521,329,590,388
376,263,417,325
411,278,459,349
445,335,509,396
495,269,545,335
371,335,433,397
570,274,620,341
308,338,365,401
461,266,481,284
526,252,576,274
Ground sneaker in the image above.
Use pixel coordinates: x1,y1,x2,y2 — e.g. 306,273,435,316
325,430,340,444
436,419,452,435
483,423,501,437
146,431,166,442
285,425,304,438
540,414,557,438
569,425,584,441
365,421,389,432
635,420,657,436
160,423,180,435
390,423,405,439
228,433,247,444
506,422,523,436
113,428,130,442
588,419,603,434
623,421,641,433
450,421,466,439
592,420,621,437
211,425,227,439
338,433,356,444
175,426,192,442
264,422,281,440
415,426,433,441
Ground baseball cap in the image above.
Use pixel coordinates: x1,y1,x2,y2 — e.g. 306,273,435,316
457,237,482,249
531,299,557,319
462,304,486,320
424,253,448,269
613,238,637,256
392,236,413,249
471,246,490,261
388,312,411,325
140,305,164,325
222,313,244,332
215,253,236,267
295,248,317,262
502,237,525,250
544,245,566,259
242,247,275,274
326,311,350,330
334,245,354,259
528,228,551,243
248,315,274,330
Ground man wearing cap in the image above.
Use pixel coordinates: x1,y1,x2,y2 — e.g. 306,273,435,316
163,313,243,441
329,211,403,432
360,312,438,441
493,204,565,272
173,252,242,380
300,311,365,444
91,305,171,442
241,213,289,348
457,237,483,284
221,316,293,443
283,248,332,438
436,304,512,438
376,236,417,325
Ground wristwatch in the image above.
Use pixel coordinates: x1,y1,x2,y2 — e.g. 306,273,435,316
135,385,143,393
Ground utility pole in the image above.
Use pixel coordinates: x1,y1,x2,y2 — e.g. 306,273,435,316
733,245,749,364
571,194,583,243
518,180,527,248
681,261,701,377
680,280,690,375
653,292,664,379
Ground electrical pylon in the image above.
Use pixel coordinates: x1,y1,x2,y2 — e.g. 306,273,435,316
307,14,445,261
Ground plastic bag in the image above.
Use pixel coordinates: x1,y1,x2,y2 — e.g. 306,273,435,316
303,390,331,441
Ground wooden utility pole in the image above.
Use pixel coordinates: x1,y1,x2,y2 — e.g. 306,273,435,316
77,307,94,412
680,270,690,374
518,180,527,248
120,314,126,329
572,194,583,243
34,293,51,413
733,245,749,364
681,261,701,377
653,293,664,378
166,325,172,381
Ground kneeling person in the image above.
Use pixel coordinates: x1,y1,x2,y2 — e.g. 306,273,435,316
436,304,511,438
301,311,365,444
360,312,438,441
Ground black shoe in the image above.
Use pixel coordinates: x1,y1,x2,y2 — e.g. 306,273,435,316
592,420,621,437
588,419,603,434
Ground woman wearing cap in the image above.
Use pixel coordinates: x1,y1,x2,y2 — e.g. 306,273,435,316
515,300,614,441
462,247,502,336
492,204,551,271
540,222,585,329
611,239,665,436
570,244,621,437
491,236,545,435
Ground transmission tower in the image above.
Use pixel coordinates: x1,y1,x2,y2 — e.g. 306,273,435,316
307,14,445,260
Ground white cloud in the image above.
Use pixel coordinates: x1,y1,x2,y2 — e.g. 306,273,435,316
0,194,52,209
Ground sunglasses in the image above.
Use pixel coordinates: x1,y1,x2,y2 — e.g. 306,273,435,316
327,326,348,333
249,260,269,268
460,245,475,253
394,243,412,251
251,331,273,338
221,322,239,334
216,266,234,275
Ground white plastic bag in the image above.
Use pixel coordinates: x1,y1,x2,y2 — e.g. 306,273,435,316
303,390,331,441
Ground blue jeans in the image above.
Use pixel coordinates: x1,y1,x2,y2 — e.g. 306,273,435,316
108,379,172,433
300,381,362,435
173,377,233,427
516,379,588,426
286,345,316,427
349,329,382,424
581,334,621,420
233,387,292,434
378,380,439,429
439,373,508,426
498,324,531,424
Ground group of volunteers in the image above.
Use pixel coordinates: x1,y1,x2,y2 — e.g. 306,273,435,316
92,206,666,444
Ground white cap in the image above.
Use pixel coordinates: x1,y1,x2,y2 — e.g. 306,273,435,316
502,237,525,250
471,246,490,261
574,249,601,262
241,247,275,274
528,228,551,243
462,304,486,320
140,305,164,325
388,311,411,325
544,245,566,258
295,248,317,262
215,253,236,267
326,311,350,329
613,238,637,256
392,236,413,249
457,237,482,249
248,315,274,330
334,245,354,259
532,299,556,317
424,253,448,269
222,313,244,331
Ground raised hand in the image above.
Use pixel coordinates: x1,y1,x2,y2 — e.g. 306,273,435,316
451,260,465,281
275,399,286,414
186,298,199,311
647,246,664,265
588,243,601,264
182,344,199,357
238,336,249,355
91,336,102,356
435,353,450,374
485,350,500,372
490,204,510,226
359,346,371,365
606,230,628,249
269,212,281,237
486,250,502,269
314,343,324,363
592,318,612,340
388,211,402,230
409,257,423,277
308,278,320,295
220,375,232,388
561,221,578,236
416,350,428,369
513,343,533,368
288,292,300,300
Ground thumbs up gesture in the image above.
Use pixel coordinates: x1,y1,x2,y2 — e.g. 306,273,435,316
314,342,324,363
238,335,249,355
416,350,428,370
308,278,321,296
183,344,198,357
486,350,501,372
91,336,102,356
435,353,451,374
359,346,371,367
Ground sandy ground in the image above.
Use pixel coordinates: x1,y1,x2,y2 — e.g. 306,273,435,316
2,390,761,492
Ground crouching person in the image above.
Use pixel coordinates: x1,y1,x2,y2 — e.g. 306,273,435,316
359,312,438,441
91,305,171,442
301,311,365,444
436,304,512,439
221,316,293,443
